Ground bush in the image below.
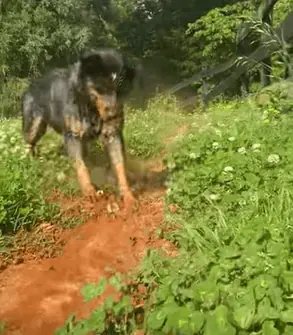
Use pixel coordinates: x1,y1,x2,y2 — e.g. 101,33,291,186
0,78,29,119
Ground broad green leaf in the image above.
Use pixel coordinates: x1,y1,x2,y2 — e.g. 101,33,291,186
112,295,133,316
208,265,224,282
163,306,191,333
147,309,167,330
204,306,236,335
254,284,267,301
156,284,171,302
81,277,107,302
283,325,293,335
189,311,205,333
268,287,284,311
103,295,114,310
266,241,284,258
280,308,293,323
232,305,255,330
255,297,279,324
262,320,279,335
83,308,106,333
236,287,255,307
192,281,219,308
282,271,293,291
109,273,123,291
220,245,241,259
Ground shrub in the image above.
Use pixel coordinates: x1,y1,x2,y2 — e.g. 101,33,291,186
0,78,29,119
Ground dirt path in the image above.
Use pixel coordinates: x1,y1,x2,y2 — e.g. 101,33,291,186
0,187,174,335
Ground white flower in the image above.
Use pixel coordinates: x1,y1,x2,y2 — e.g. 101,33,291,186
223,166,234,173
238,147,246,154
267,154,280,164
57,172,66,182
189,152,199,159
250,195,258,202
212,142,220,149
262,110,269,119
168,161,176,170
252,143,261,150
210,194,220,201
228,137,236,142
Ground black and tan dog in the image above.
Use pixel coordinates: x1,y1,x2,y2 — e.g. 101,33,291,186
21,48,141,207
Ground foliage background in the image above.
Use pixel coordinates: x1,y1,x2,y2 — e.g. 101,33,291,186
1,0,293,118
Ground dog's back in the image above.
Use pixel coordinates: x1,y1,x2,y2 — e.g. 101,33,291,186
22,65,79,135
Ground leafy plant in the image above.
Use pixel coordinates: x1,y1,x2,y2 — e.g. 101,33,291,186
56,90,293,334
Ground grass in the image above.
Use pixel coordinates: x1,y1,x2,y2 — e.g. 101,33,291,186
54,83,293,334
124,95,202,157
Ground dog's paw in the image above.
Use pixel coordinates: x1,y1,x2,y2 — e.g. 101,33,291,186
83,185,99,203
122,191,137,214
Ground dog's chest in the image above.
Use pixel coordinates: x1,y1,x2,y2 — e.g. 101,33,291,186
81,114,102,139
64,113,102,138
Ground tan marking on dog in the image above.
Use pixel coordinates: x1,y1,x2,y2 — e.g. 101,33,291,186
87,87,117,121
64,116,84,136
113,162,135,204
25,143,35,156
28,116,43,144
75,159,96,199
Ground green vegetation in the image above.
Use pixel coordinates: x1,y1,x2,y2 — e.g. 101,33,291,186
125,96,194,157
55,85,293,334
1,0,293,112
1,0,293,334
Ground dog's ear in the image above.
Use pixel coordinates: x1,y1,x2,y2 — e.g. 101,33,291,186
80,50,103,76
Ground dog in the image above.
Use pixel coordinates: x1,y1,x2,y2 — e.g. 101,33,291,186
21,48,141,207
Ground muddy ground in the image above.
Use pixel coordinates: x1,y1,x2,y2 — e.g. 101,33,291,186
0,155,177,335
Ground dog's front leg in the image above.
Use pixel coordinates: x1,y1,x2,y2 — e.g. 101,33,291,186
64,133,97,201
101,127,135,208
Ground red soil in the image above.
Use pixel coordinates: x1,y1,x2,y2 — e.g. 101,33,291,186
0,190,176,335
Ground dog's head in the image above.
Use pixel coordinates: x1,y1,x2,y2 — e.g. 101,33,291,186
79,48,139,121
